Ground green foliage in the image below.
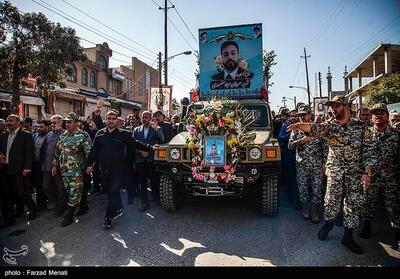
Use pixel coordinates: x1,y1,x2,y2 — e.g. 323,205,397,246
364,73,400,107
263,50,277,90
0,1,85,112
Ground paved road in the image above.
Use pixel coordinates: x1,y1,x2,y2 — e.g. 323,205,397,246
0,188,399,267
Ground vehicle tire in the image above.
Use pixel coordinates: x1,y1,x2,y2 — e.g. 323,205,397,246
261,175,279,216
160,174,183,212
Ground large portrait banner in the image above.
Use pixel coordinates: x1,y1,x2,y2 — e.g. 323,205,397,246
199,23,263,100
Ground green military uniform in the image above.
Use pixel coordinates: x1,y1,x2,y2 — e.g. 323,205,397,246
53,113,92,207
310,98,376,230
362,104,400,232
288,107,324,209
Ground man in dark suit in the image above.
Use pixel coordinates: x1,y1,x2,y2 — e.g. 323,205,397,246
133,111,164,212
211,41,254,81
0,114,36,228
87,110,156,229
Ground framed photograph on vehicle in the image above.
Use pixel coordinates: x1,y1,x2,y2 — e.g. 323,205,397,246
204,136,226,167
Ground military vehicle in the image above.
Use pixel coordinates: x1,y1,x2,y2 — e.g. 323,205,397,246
154,98,281,216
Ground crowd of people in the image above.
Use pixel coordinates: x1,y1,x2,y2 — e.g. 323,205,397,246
0,100,182,230
0,96,399,256
273,96,400,254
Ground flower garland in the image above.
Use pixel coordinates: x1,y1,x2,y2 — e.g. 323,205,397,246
185,99,255,183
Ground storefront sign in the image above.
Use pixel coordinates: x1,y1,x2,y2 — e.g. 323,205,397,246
112,69,126,81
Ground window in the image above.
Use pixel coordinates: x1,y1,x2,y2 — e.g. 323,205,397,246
115,82,120,96
90,71,96,88
98,55,107,70
81,68,88,85
67,65,77,82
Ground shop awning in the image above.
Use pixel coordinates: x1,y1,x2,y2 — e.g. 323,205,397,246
53,91,86,102
111,97,142,110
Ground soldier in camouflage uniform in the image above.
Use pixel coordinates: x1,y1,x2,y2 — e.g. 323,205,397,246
288,96,376,255
52,113,92,227
288,105,324,223
390,112,400,131
360,103,400,251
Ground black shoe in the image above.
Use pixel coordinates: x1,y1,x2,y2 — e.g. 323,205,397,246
318,221,334,241
103,217,112,229
360,219,371,239
111,209,124,220
342,237,363,254
342,227,363,254
138,205,150,212
61,207,75,227
75,205,89,217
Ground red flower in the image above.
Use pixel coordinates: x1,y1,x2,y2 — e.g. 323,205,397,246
218,119,225,127
190,113,195,119
192,162,198,167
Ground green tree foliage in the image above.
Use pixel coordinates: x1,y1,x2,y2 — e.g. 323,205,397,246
263,50,277,91
0,1,85,113
365,73,400,107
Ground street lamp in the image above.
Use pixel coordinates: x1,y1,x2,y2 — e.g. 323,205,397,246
158,50,192,111
163,51,192,86
289,85,311,108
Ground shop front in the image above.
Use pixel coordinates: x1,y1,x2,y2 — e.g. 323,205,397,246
48,89,86,118
79,88,111,118
110,97,142,119
0,90,46,120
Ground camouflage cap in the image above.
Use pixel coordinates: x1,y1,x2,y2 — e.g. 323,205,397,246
370,103,388,114
297,105,311,115
63,112,79,122
325,95,347,106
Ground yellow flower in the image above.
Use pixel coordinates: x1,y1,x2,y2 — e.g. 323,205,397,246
223,117,234,125
187,141,196,149
227,137,238,147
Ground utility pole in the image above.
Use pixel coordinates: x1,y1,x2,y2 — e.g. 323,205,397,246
282,97,287,108
159,0,174,86
158,52,163,110
318,72,322,97
301,48,311,108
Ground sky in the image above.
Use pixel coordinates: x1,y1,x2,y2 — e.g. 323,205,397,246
8,0,400,111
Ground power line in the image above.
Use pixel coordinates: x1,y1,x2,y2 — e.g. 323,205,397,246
168,0,198,44
167,16,197,52
320,0,362,45
62,0,158,57
309,0,347,45
333,15,400,68
151,0,162,9
291,56,302,84
32,0,155,64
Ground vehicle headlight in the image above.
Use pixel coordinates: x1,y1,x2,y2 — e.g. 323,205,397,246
170,148,180,160
249,148,262,160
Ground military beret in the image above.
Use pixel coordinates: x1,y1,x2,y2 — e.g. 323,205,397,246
325,95,347,106
370,103,388,114
63,112,80,122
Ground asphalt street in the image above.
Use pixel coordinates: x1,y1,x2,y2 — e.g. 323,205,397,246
0,187,399,267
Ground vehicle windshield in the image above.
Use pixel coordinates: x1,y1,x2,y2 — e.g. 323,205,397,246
242,105,268,128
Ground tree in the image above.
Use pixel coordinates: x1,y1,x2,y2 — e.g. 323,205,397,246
0,1,85,113
263,50,277,92
364,73,400,107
